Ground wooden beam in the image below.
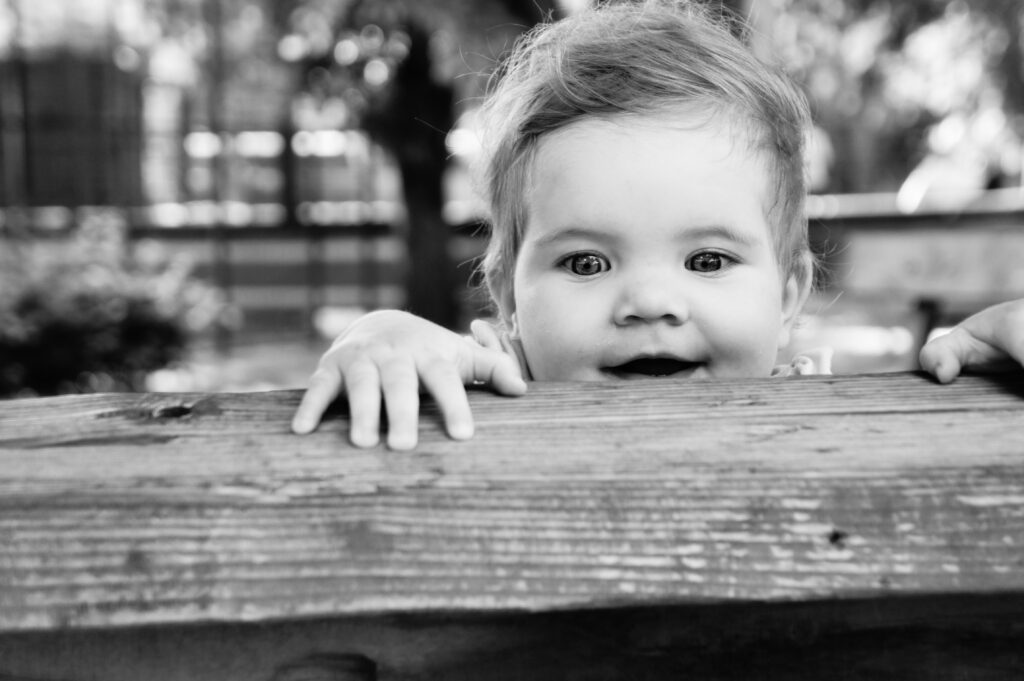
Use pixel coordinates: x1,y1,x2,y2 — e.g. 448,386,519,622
2,372,1024,633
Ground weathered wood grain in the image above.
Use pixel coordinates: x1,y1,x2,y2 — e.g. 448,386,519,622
2,372,1024,634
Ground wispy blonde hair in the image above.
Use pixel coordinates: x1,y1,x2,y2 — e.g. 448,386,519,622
475,0,812,323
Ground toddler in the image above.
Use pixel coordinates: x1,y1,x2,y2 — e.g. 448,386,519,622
292,0,1024,449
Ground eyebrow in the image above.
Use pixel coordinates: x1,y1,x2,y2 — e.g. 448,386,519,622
679,225,763,248
532,224,763,249
531,227,619,248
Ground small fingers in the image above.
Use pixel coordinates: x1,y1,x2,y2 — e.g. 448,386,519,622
344,359,383,448
420,360,474,441
469,319,503,351
379,357,421,450
291,367,343,434
465,324,527,394
472,347,527,396
991,303,1024,368
922,300,1024,382
491,353,528,395
919,332,964,384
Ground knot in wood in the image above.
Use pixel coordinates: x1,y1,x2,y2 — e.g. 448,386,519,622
827,528,849,549
150,404,192,419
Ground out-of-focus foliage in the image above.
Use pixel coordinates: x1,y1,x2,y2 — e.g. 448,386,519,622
0,220,229,397
270,0,557,326
4,0,1018,201
273,0,557,170
276,0,549,110
758,0,1023,203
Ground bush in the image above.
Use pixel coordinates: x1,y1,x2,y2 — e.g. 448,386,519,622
0,219,229,397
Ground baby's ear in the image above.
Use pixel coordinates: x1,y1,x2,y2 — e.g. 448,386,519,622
778,251,813,347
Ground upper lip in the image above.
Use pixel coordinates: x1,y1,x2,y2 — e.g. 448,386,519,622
602,355,701,377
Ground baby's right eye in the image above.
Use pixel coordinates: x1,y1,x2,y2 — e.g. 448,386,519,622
561,252,610,276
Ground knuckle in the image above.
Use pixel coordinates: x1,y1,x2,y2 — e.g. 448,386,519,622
343,359,381,386
422,352,459,376
380,360,418,388
328,337,380,359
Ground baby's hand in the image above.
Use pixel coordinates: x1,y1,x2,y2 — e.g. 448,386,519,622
919,299,1024,383
291,310,527,450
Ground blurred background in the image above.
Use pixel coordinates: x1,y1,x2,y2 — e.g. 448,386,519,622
1,0,1023,396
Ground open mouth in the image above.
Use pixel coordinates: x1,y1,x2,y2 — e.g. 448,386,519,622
604,357,700,378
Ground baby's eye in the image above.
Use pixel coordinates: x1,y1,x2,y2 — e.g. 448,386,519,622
686,251,732,273
562,252,610,276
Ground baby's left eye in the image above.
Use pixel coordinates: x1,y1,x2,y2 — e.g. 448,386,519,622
687,251,731,273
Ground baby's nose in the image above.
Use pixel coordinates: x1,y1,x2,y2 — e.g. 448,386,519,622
613,272,689,326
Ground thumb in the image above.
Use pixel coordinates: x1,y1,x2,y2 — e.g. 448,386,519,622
919,328,969,384
919,325,1008,384
464,343,527,395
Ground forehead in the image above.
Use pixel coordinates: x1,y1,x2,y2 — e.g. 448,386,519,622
524,112,774,244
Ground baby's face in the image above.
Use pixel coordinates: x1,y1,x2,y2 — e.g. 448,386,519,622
510,113,806,381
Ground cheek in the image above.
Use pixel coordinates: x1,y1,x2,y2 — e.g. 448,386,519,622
516,314,569,380
704,283,785,357
511,279,552,343
513,279,598,378
516,290,572,348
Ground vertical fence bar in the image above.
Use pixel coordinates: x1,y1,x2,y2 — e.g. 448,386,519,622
0,0,32,236
13,0,34,216
205,0,233,350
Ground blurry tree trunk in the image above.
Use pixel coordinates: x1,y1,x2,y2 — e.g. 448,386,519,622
386,24,458,328
354,0,560,329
